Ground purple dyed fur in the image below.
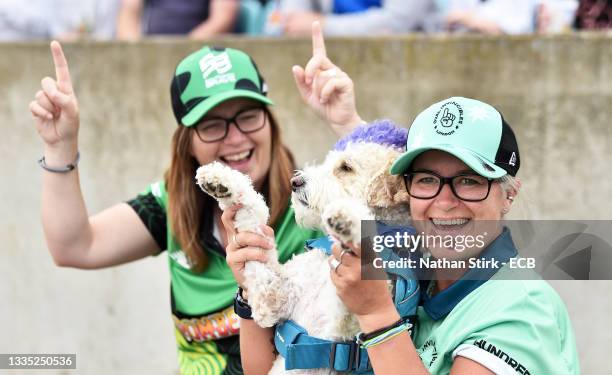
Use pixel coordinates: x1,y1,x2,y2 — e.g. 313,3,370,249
333,119,407,151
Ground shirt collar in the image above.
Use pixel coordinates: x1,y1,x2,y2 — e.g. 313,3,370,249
421,227,518,320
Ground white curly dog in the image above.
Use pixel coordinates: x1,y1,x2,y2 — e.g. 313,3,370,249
196,121,409,374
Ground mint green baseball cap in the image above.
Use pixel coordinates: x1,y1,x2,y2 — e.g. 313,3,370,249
170,46,274,127
390,97,520,178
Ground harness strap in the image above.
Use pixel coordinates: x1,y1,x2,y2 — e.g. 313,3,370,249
275,320,370,372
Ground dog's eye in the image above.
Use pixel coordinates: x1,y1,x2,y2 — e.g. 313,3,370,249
339,162,353,173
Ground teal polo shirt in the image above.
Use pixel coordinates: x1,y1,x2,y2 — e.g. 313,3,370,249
414,228,579,374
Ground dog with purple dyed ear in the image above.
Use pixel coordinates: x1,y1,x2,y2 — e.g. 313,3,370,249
197,120,414,375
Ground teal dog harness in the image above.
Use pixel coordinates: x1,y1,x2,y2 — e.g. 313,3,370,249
274,227,420,373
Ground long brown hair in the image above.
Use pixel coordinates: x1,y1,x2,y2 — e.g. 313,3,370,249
165,108,295,273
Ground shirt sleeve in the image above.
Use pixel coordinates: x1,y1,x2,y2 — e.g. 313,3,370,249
126,190,168,251
451,280,578,375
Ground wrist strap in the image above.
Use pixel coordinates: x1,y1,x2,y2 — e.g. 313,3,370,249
356,316,412,348
38,151,80,173
234,287,253,320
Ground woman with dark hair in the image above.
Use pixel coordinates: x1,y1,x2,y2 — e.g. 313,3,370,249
29,23,362,374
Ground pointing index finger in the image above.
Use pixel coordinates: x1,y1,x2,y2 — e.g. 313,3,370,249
50,40,73,94
311,21,327,57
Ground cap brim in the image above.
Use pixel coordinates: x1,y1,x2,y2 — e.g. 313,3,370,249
390,144,507,179
181,90,274,127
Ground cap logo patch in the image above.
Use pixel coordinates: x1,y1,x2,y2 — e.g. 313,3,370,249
509,152,517,166
433,102,463,136
199,52,236,89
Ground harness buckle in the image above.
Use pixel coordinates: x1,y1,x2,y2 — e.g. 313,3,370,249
329,340,360,372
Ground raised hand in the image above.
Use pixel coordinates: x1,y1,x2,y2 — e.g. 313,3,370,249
292,21,363,137
30,41,80,149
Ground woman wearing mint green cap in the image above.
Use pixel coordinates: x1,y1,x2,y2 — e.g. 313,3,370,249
29,22,363,374
318,97,579,374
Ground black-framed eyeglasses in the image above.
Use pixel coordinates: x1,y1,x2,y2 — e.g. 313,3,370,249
403,170,494,202
195,107,266,143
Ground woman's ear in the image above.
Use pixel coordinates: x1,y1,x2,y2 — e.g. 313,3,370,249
502,177,521,215
507,176,521,203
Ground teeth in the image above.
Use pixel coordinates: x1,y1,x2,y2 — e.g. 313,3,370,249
432,218,469,226
223,151,250,162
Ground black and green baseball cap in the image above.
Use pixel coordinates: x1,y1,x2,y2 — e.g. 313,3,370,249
390,97,520,178
170,46,274,127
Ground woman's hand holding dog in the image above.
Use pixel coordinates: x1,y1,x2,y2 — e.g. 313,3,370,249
292,21,363,138
222,204,275,289
329,242,401,332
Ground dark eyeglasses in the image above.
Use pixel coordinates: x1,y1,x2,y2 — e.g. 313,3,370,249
195,107,266,143
403,170,494,202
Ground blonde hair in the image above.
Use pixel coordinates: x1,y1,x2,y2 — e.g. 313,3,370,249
498,174,534,219
499,175,520,195
165,108,295,273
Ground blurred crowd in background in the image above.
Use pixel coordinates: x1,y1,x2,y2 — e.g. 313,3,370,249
0,0,609,41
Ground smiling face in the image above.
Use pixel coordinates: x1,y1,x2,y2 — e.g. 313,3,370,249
408,150,511,260
190,98,272,190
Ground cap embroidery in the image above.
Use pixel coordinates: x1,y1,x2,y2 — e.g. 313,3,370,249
433,102,463,136
199,52,236,89
509,152,517,166
468,105,490,122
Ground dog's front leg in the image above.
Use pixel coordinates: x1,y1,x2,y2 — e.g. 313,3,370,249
245,260,294,328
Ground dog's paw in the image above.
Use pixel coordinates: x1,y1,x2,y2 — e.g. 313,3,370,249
196,162,245,203
325,210,353,238
252,309,280,328
200,180,231,199
322,199,373,245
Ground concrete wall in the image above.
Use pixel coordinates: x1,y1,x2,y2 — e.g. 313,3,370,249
1,34,610,374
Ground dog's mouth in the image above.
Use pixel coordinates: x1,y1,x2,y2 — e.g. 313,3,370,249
291,190,310,207
293,194,309,207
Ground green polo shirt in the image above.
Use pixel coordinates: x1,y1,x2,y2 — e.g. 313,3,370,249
128,181,322,375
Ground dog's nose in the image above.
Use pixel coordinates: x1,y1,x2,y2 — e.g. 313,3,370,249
290,175,305,192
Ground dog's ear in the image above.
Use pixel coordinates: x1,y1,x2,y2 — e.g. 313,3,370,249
366,158,409,208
